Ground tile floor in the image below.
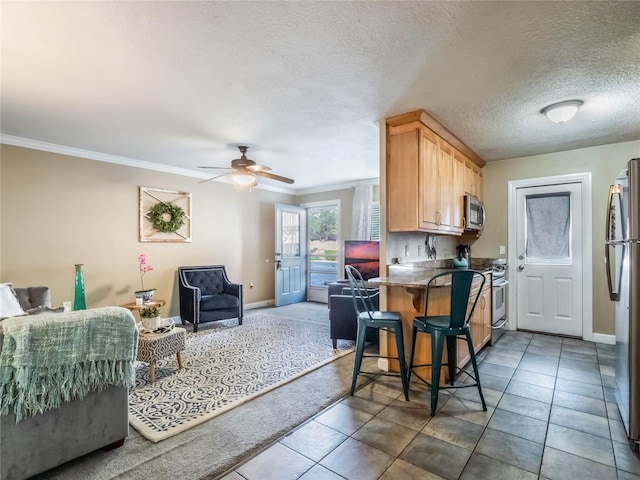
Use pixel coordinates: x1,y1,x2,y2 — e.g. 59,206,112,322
219,330,640,480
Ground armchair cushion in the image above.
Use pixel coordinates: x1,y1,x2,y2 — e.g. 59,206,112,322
201,294,240,310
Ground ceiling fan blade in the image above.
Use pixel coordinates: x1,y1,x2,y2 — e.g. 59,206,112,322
254,170,295,184
198,171,234,184
198,166,233,170
247,164,272,172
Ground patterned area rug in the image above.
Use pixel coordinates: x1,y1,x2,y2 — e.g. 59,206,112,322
128,313,354,443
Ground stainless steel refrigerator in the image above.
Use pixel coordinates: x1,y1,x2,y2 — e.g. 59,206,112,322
606,157,640,446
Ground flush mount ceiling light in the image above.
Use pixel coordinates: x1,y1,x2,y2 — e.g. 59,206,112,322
541,100,584,124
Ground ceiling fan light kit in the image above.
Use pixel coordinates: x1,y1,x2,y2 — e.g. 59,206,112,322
232,173,255,186
541,100,583,124
199,146,294,187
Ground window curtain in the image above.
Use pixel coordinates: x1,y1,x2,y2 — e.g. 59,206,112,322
352,184,372,240
526,193,570,260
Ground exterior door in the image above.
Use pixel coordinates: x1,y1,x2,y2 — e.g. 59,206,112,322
515,183,583,336
275,204,307,306
305,202,340,303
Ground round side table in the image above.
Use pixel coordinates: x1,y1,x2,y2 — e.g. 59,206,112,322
120,299,167,312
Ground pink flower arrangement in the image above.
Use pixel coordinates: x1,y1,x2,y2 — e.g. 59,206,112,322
138,253,153,291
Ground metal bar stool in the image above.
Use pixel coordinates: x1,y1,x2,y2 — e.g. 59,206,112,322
407,269,487,416
345,265,409,401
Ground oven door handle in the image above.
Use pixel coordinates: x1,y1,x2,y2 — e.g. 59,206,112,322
492,318,508,329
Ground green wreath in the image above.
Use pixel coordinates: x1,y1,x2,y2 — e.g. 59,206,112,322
147,202,185,233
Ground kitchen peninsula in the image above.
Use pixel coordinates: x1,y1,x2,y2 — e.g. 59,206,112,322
368,262,492,383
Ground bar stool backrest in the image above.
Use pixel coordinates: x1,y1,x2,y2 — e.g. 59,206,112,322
345,265,377,320
424,270,486,328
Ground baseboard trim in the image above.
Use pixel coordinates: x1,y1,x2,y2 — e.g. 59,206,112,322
164,304,275,326
592,333,615,345
245,300,276,310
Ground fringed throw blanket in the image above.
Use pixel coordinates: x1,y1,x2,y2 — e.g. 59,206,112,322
0,306,138,421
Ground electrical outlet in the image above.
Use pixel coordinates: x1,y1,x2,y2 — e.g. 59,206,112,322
499,245,506,255
404,244,410,256
417,244,422,256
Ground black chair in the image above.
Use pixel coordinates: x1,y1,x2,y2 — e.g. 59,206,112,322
408,269,487,416
328,281,380,349
178,265,243,332
345,265,409,400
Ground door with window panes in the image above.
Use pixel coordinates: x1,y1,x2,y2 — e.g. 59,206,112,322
515,183,583,336
275,204,307,306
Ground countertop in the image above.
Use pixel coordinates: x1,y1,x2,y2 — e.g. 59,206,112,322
368,262,493,289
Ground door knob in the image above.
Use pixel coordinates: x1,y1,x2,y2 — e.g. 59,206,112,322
518,265,524,271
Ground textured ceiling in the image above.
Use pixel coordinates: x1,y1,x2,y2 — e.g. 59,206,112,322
2,1,639,192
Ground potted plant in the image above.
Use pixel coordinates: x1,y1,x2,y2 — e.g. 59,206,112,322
135,253,155,302
140,305,162,330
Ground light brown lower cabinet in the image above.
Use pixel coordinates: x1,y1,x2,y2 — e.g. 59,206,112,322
381,273,492,385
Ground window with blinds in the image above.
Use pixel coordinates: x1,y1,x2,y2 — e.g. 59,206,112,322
369,202,380,241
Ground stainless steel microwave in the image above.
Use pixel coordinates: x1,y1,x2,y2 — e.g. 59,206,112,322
464,195,485,230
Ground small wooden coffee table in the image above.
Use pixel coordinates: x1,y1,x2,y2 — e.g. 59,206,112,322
136,326,186,384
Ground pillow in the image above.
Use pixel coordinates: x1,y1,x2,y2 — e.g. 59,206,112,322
26,305,64,315
0,283,25,319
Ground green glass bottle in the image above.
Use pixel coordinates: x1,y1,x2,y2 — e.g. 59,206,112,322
73,264,87,310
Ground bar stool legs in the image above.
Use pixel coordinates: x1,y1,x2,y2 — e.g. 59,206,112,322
350,318,409,401
393,323,410,401
350,319,369,395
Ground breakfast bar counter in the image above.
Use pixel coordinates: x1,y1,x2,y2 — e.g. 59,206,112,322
367,263,493,382
368,264,458,309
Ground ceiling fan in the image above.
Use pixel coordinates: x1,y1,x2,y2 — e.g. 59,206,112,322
198,146,294,186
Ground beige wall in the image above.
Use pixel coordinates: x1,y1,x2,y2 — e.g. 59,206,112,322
296,188,354,246
0,145,295,317
473,140,640,335
296,182,380,245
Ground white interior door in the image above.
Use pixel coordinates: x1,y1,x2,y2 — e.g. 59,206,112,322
515,183,583,336
275,204,307,306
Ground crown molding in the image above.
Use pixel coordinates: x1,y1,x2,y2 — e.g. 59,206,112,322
0,135,295,194
294,177,379,196
0,135,378,195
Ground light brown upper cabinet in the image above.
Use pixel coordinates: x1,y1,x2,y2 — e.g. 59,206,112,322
461,151,483,200
386,110,485,234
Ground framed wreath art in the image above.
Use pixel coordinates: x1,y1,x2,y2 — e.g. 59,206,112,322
140,187,192,242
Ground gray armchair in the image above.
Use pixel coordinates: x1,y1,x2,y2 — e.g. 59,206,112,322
178,265,243,332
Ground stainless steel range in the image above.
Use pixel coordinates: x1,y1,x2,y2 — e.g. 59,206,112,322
490,263,509,345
